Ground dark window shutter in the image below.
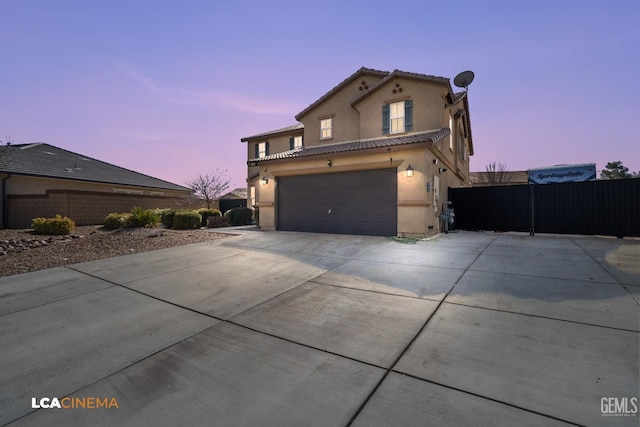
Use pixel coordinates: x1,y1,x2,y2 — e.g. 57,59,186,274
265,141,270,156
382,104,390,134
254,143,259,158
289,137,294,150
405,100,413,131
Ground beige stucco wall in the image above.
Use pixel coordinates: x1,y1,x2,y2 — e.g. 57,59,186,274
298,74,385,146
4,175,187,197
354,77,448,140
255,146,463,236
243,70,473,236
1,174,193,228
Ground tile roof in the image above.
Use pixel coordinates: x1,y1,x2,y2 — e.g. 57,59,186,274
240,123,304,142
0,143,191,192
248,128,450,163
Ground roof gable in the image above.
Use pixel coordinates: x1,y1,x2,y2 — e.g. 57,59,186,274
0,143,191,192
294,67,389,121
351,69,453,107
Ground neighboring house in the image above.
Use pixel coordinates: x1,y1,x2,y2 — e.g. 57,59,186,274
470,171,528,186
241,67,474,236
218,187,248,213
0,143,193,228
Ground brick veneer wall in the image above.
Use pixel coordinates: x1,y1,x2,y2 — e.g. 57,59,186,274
7,189,205,228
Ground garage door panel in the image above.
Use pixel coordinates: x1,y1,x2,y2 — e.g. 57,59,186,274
277,169,397,236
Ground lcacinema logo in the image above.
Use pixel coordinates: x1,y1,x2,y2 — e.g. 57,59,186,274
31,397,119,409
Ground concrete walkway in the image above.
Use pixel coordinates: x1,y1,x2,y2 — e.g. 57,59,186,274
0,230,638,426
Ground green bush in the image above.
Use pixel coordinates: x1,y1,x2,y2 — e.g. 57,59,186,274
198,208,222,227
129,207,160,228
173,210,201,230
31,215,76,235
103,212,132,229
206,215,228,228
224,207,254,226
161,210,176,229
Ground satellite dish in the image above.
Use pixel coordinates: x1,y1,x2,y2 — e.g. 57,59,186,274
453,70,475,89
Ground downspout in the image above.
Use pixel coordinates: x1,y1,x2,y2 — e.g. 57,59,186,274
1,174,10,229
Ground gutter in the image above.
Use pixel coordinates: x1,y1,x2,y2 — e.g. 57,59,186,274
1,174,10,229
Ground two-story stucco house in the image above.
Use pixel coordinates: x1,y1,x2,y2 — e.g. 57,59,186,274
241,67,474,236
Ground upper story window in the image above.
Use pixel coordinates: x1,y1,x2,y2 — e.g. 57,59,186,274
457,126,465,162
449,115,454,151
382,100,412,135
290,136,303,149
255,141,269,159
390,101,405,133
320,118,332,140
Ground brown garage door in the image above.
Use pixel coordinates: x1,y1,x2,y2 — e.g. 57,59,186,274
277,168,397,236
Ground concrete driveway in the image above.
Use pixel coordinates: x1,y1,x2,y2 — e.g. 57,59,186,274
1,230,638,426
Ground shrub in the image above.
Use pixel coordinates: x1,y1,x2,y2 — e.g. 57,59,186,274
129,207,160,228
206,215,228,228
198,208,222,227
173,210,201,230
161,210,176,229
104,212,132,229
31,215,76,235
224,207,254,226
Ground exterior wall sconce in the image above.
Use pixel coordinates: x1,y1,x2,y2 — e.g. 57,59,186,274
438,167,447,173
327,160,332,167
406,165,414,177
260,176,269,185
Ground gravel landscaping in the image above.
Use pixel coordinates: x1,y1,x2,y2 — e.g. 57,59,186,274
0,226,232,278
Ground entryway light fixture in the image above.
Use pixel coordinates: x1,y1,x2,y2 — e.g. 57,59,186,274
327,160,332,167
406,165,414,177
260,176,269,185
438,167,447,174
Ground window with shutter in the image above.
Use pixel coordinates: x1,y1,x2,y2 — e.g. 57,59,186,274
291,136,302,149
320,118,332,139
257,142,268,158
382,104,390,134
384,100,412,134
405,100,413,131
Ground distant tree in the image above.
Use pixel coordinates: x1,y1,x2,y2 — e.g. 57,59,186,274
479,162,511,185
600,161,639,179
186,169,231,208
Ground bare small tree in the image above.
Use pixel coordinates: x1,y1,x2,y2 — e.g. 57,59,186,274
186,169,231,209
480,162,511,185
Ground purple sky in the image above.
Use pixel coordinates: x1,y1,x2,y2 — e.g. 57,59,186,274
2,1,639,191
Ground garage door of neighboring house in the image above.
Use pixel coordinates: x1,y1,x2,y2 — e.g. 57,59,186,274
277,168,397,236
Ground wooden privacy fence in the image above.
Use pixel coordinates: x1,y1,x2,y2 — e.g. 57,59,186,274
449,178,639,237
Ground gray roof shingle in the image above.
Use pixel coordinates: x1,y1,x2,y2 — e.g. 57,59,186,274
0,143,191,192
248,128,450,163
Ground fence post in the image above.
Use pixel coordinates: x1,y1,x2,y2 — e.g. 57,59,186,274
529,184,535,236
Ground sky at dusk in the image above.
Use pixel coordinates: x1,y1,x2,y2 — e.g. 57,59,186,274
2,0,639,191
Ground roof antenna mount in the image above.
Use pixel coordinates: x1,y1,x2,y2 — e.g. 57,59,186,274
446,70,475,107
